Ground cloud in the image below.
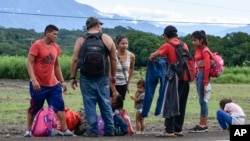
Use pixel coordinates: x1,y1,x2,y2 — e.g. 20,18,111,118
102,5,181,22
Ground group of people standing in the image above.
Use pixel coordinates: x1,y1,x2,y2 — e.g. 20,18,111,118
24,16,246,137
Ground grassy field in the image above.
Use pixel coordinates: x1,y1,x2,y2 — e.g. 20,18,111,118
0,79,249,130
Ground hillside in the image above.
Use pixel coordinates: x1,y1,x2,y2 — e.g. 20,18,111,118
0,0,249,36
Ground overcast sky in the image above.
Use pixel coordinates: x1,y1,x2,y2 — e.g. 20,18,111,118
75,0,250,27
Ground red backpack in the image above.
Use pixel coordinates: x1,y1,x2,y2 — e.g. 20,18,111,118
56,108,80,131
203,47,224,77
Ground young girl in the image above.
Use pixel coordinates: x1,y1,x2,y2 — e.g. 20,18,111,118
217,98,246,130
130,79,145,134
189,30,213,132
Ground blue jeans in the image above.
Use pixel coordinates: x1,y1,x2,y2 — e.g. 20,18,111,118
196,70,209,116
217,109,232,129
141,57,167,118
80,75,114,135
113,114,128,135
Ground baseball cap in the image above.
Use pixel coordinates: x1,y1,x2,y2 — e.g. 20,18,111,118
163,25,177,35
86,17,103,30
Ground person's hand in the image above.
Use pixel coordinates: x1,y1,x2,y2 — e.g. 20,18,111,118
130,95,134,100
31,80,40,92
110,76,116,85
149,53,156,62
70,79,78,90
61,82,67,92
112,90,119,98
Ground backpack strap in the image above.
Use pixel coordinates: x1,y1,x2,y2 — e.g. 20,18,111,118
197,47,215,67
80,32,109,55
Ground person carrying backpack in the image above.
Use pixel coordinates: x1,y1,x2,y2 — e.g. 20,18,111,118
189,30,213,133
149,25,190,137
70,17,117,137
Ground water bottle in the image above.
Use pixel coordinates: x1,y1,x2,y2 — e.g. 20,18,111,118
204,83,211,102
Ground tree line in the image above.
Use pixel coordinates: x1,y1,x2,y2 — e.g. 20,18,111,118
0,26,250,67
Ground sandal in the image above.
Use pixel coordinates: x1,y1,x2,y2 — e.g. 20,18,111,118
155,132,176,138
175,132,184,137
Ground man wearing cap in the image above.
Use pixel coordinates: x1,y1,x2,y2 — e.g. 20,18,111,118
149,25,190,137
70,16,117,137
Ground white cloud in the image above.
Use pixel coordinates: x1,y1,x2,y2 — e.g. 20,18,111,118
75,0,250,26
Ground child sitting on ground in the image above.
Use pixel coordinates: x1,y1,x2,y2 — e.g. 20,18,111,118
111,95,128,135
216,98,246,130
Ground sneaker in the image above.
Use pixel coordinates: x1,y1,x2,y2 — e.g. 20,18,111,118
83,131,98,137
61,129,74,136
135,131,141,134
103,130,115,137
50,128,61,136
23,130,32,137
189,125,208,133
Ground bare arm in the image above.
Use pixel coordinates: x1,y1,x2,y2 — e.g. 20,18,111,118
102,34,117,84
54,56,67,92
70,37,84,90
149,50,160,61
128,52,135,87
130,91,140,103
26,54,40,91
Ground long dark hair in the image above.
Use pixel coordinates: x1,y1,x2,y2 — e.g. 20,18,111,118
191,30,208,46
115,35,127,45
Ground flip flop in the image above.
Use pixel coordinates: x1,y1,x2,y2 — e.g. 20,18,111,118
175,132,184,137
155,132,176,138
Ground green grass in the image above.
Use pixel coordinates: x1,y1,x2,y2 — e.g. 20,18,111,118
0,80,249,129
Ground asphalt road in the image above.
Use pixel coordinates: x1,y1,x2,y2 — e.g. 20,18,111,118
0,130,229,141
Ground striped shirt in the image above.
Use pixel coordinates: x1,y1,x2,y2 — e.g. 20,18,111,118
116,50,131,85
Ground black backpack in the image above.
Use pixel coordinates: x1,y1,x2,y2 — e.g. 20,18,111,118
78,32,109,77
168,41,196,82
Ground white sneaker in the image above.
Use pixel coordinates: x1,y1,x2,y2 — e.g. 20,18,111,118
61,129,74,136
136,131,141,134
23,130,32,137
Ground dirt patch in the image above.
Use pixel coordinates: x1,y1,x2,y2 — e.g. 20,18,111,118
0,79,223,139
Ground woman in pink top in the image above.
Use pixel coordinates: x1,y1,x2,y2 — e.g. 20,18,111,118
217,98,246,130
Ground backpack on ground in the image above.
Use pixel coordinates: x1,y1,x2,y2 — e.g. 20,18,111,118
31,107,58,137
78,32,109,77
97,115,104,136
73,107,88,135
169,42,197,82
203,47,224,77
56,108,80,131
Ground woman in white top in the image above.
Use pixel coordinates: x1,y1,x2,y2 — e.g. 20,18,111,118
111,35,135,108
216,98,246,130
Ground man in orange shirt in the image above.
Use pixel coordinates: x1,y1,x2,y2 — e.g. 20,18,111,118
24,24,73,137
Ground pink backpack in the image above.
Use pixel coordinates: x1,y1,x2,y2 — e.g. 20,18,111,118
203,48,224,77
31,107,57,137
